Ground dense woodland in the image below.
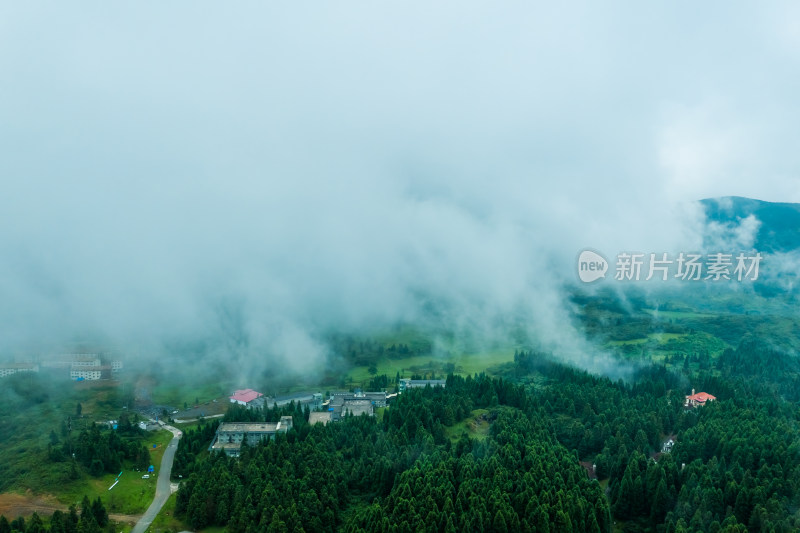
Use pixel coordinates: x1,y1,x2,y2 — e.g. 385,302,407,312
44,412,152,477
173,339,800,532
2,339,798,532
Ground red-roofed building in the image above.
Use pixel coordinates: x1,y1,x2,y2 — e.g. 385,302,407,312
230,389,264,406
684,389,716,408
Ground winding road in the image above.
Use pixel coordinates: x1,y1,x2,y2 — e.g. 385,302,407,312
132,422,183,533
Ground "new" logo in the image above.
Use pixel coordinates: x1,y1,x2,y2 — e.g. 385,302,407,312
577,249,608,283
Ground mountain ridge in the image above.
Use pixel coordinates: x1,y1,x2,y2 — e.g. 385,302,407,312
701,196,800,253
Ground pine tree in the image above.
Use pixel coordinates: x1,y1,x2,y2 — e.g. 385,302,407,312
49,511,66,533
266,511,287,533
554,510,573,533
66,505,79,533
492,511,508,533
9,517,24,533
91,497,108,527
27,513,45,533
650,478,669,524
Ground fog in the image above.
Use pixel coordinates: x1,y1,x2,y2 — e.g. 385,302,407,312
1,2,798,379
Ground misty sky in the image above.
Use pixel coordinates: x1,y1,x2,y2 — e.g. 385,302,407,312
1,3,799,372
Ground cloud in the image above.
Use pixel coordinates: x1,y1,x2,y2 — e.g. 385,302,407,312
0,2,798,378
703,214,762,251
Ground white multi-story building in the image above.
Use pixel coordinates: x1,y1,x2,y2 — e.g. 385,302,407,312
42,354,102,369
70,365,110,381
33,351,122,381
0,363,39,378
70,356,102,368
210,416,294,456
399,379,446,392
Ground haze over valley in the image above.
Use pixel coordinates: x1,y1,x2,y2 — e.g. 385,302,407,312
2,3,800,532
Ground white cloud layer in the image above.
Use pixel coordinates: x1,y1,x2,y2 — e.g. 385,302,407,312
0,2,798,375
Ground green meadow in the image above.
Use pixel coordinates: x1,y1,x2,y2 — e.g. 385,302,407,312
0,376,174,516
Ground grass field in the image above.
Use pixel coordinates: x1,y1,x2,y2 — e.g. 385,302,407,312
642,309,715,319
343,350,515,388
150,381,230,410
606,332,686,346
0,374,177,517
443,408,493,442
1,379,129,494
43,428,172,514
149,492,185,532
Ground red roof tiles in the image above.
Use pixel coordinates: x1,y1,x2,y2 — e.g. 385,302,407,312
686,392,716,403
230,389,263,404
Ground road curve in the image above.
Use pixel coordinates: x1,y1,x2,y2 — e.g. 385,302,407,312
132,422,182,533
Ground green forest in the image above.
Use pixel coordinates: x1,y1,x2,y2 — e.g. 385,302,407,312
168,339,800,533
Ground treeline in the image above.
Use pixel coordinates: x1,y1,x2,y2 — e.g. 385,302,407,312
601,397,800,532
223,402,311,424
512,343,800,532
0,496,109,533
327,333,431,366
174,340,800,532
50,421,150,477
714,340,800,401
670,400,800,530
172,420,220,478
348,408,610,532
176,374,610,532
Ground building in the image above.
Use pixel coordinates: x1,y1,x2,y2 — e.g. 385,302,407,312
309,411,332,425
361,391,388,407
42,354,102,370
263,392,323,410
70,364,111,381
342,400,374,418
19,351,122,381
70,367,100,381
685,389,716,408
330,390,387,406
399,379,446,392
70,356,102,368
0,363,39,378
210,416,294,456
229,389,264,406
328,391,385,421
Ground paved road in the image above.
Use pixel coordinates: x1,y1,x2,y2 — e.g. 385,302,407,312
132,422,183,533
172,413,224,424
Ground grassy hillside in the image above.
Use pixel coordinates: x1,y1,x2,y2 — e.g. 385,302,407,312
0,374,171,514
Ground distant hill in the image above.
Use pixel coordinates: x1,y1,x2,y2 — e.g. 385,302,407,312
701,196,800,253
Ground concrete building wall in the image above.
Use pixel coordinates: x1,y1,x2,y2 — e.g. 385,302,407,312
0,364,39,378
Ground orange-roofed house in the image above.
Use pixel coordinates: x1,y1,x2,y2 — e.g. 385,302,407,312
230,389,264,406
684,389,716,408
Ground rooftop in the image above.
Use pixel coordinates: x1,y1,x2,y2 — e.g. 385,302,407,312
309,412,332,425
211,442,242,450
230,389,264,404
218,422,280,433
686,392,716,402
0,362,38,369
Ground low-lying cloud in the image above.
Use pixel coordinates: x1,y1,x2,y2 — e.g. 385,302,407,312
1,2,798,379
